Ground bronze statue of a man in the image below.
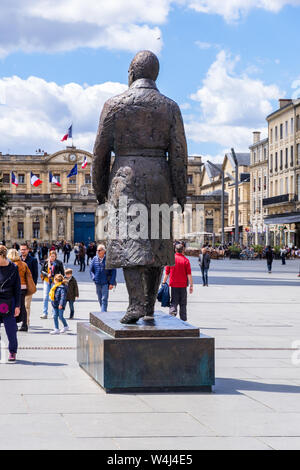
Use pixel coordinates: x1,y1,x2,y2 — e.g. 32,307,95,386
93,50,188,324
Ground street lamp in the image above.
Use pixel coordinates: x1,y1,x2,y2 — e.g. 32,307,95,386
206,160,225,246
231,148,239,245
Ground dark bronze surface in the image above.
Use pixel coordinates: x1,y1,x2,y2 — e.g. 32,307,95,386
90,311,200,338
93,50,188,323
78,322,215,393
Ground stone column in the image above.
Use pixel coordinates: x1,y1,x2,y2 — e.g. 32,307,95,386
67,208,72,242
52,207,57,241
24,209,31,242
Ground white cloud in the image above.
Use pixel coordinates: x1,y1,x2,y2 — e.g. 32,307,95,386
0,75,127,154
0,0,168,57
0,0,300,57
186,50,280,151
195,41,213,50
180,102,192,110
186,0,300,22
291,78,300,99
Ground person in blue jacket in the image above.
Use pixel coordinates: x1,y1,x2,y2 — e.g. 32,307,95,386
49,274,69,335
90,244,117,312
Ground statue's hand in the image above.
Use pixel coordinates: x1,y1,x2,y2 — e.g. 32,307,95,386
177,198,185,213
97,194,106,205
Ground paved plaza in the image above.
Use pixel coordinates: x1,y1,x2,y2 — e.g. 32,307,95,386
1,255,300,450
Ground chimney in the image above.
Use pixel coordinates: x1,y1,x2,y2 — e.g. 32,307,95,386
279,99,292,109
253,131,261,144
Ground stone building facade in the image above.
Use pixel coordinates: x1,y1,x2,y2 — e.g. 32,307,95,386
200,152,250,245
249,132,269,245
264,99,300,246
0,149,220,248
0,147,98,246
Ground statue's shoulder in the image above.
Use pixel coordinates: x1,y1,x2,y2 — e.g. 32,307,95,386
157,92,182,113
102,89,132,115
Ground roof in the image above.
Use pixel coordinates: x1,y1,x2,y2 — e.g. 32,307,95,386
206,189,229,196
225,152,250,167
266,99,300,120
249,137,268,150
205,162,222,180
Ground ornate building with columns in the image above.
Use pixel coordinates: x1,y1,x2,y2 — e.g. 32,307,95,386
0,149,225,248
0,147,97,246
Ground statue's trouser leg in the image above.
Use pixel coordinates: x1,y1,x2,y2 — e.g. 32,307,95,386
121,266,163,324
122,267,146,323
143,267,163,316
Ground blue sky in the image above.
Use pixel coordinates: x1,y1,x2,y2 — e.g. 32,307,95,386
0,0,300,159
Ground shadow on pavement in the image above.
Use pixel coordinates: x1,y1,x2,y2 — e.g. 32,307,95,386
14,360,68,366
214,378,300,395
192,275,300,287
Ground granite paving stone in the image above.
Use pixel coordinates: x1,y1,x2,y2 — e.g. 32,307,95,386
1,255,300,449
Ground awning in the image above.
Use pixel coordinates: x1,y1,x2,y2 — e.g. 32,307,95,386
264,214,300,225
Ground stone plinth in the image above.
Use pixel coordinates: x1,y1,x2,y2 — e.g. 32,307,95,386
77,312,215,393
90,311,200,338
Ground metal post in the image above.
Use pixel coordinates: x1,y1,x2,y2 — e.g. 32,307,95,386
221,171,225,246
231,148,239,245
207,160,225,246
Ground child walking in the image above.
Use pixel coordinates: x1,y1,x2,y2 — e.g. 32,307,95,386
64,268,79,319
49,274,69,335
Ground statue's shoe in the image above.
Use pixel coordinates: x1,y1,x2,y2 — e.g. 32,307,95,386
120,309,146,324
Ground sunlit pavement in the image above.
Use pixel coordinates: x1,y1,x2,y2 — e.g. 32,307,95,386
1,254,300,450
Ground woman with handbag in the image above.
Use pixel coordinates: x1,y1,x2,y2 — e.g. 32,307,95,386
7,249,35,332
0,245,21,362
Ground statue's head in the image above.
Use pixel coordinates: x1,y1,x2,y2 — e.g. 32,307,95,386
128,50,159,86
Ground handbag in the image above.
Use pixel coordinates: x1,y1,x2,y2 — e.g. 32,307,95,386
0,298,12,315
25,267,37,296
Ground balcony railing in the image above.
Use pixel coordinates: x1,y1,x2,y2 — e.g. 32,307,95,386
263,194,289,206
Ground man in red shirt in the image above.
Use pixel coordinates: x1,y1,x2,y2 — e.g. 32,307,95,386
162,244,193,321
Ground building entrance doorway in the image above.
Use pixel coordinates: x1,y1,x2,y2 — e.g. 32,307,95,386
74,213,95,246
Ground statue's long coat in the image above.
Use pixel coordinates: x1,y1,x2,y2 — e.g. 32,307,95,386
93,78,188,269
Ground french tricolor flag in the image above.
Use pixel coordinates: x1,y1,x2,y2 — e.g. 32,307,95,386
49,172,61,187
31,172,43,187
82,156,87,169
11,172,18,187
61,125,72,142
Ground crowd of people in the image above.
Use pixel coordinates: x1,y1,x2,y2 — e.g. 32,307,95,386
1,236,299,364
0,240,116,363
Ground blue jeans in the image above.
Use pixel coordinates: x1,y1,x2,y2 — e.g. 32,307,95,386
201,268,209,286
2,303,18,354
96,284,109,312
68,301,75,318
53,307,68,330
267,261,273,272
43,281,52,316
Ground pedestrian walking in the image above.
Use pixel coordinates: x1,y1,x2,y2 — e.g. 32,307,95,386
162,243,193,321
20,242,38,329
78,242,86,272
265,245,274,273
64,268,79,319
74,243,80,265
0,245,21,363
41,243,49,261
40,251,65,319
86,242,96,266
7,249,35,332
49,274,69,335
90,245,116,312
199,246,211,286
63,242,72,264
280,246,287,265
